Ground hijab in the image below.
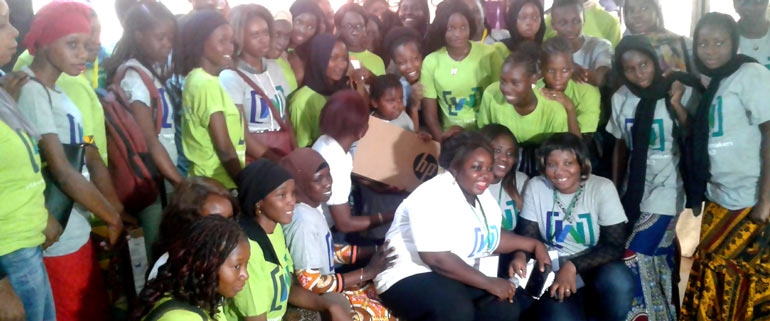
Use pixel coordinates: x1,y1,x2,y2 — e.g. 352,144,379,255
614,35,703,227
684,13,757,210
279,148,329,207
303,34,349,96
237,159,292,265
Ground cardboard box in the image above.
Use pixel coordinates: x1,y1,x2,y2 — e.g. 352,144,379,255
353,117,441,192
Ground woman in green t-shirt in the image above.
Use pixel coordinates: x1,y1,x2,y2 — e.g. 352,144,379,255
421,1,502,141
134,215,250,321
175,10,267,189
228,159,351,321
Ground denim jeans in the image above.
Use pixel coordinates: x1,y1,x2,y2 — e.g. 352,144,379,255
518,261,635,321
0,246,56,321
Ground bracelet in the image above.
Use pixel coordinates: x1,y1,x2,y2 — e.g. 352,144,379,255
376,212,384,224
360,268,365,283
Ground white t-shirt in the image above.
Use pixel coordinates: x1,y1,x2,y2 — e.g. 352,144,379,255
313,135,353,227
219,59,290,133
606,86,694,215
703,63,770,209
740,32,770,70
519,175,627,258
119,59,178,165
17,66,91,257
574,36,613,70
487,171,529,231
147,252,169,281
374,172,503,294
283,203,336,274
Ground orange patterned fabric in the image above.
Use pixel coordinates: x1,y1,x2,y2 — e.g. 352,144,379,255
296,269,394,321
680,202,770,321
334,244,357,265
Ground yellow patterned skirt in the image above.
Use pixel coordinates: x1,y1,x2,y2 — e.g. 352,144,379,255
680,202,770,320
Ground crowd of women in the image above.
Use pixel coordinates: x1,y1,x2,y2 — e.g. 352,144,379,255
0,0,769,320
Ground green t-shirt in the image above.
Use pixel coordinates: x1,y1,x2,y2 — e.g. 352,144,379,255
181,68,246,189
492,42,510,60
476,82,569,145
288,86,327,148
536,79,600,133
277,57,297,95
14,50,109,164
350,50,386,76
421,41,503,130
0,120,47,256
544,2,622,47
142,296,225,321
226,226,294,321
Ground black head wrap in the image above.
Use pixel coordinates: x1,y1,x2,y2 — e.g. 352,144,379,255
614,35,703,227
684,13,757,210
303,34,350,96
237,159,292,265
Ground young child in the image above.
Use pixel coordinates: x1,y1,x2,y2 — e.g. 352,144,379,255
608,35,697,321
549,0,613,87
383,26,424,132
421,1,503,141
175,10,258,189
370,74,414,132
681,13,770,320
537,36,601,133
335,3,386,76
735,0,770,68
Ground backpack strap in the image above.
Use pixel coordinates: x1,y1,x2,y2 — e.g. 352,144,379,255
232,68,288,131
112,64,164,135
143,299,208,321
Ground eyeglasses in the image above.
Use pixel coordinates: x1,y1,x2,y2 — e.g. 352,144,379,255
345,24,365,32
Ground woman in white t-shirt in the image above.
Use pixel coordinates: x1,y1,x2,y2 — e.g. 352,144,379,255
375,131,549,321
735,0,770,68
220,4,296,160
514,133,632,321
104,1,182,258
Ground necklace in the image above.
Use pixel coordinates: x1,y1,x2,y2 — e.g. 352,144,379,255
550,183,584,225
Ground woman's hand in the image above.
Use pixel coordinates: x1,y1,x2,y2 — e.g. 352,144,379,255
549,261,577,302
417,132,433,142
327,303,354,321
0,71,29,101
532,242,551,273
410,82,424,104
440,125,464,142
483,277,516,302
541,88,574,111
509,251,529,278
572,65,591,83
365,241,397,279
749,201,770,224
42,214,63,250
669,80,685,107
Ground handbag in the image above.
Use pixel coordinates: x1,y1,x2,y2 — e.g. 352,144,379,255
29,77,87,226
233,69,294,159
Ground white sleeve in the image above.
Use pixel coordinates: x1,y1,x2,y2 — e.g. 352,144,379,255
593,38,614,69
218,70,246,106
593,178,628,226
407,193,454,252
283,220,325,271
519,179,541,223
741,64,770,126
17,82,57,135
604,93,623,140
120,69,152,107
326,160,352,206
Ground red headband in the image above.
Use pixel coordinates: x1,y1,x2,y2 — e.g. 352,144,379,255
23,2,92,55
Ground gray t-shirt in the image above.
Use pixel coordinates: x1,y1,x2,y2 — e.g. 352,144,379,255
17,66,91,257
219,59,290,133
739,32,770,69
573,35,613,70
702,63,770,209
520,175,627,257
283,203,335,274
606,86,695,215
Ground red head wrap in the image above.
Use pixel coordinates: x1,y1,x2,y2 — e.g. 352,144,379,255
23,1,92,55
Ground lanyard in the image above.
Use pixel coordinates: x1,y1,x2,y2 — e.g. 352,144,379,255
469,196,493,252
549,184,584,241
497,184,519,216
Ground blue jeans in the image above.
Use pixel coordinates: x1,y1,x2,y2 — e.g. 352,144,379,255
518,261,634,321
0,246,56,321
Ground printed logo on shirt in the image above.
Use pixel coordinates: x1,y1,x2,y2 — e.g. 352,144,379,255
709,96,724,138
269,255,292,313
325,232,334,272
545,211,596,248
441,87,482,116
248,86,287,125
15,129,40,173
502,200,517,231
468,225,500,258
624,118,665,151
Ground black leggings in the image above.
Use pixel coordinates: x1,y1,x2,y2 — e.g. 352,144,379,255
379,272,521,321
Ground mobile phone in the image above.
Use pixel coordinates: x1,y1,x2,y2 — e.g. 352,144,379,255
523,264,553,298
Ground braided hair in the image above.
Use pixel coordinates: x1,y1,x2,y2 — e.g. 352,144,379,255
133,215,246,320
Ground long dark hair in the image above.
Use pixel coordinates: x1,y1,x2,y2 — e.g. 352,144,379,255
504,0,546,50
425,0,477,54
481,124,521,200
133,215,245,321
103,1,176,82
